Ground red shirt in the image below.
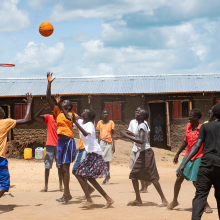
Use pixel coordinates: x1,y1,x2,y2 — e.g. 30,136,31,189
184,123,203,161
43,115,58,147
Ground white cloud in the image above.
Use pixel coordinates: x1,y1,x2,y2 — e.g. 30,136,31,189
48,0,220,24
15,41,65,67
1,41,66,77
48,0,160,22
74,16,220,77
27,0,53,9
0,0,30,32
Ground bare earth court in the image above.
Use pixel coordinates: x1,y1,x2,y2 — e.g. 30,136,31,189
1,139,218,220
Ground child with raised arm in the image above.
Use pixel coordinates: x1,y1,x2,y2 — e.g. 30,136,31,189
46,72,77,204
120,107,168,207
97,109,115,185
56,95,114,209
0,93,33,199
35,103,63,192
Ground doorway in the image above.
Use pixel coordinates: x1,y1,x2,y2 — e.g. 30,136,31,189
149,102,168,149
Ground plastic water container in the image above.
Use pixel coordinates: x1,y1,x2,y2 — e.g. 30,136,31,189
35,147,44,159
44,147,46,158
24,148,32,160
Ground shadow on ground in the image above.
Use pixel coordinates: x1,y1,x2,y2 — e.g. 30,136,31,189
0,205,28,215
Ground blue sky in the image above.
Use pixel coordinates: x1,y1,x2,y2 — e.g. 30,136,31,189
1,0,220,78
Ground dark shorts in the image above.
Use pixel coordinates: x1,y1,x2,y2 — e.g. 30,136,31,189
57,138,77,165
44,146,59,169
72,148,87,171
0,157,10,192
129,148,160,183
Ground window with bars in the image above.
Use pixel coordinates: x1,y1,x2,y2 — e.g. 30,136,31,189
14,104,31,120
173,101,189,119
104,102,121,120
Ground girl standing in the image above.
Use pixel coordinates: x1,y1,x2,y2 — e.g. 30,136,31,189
120,108,168,207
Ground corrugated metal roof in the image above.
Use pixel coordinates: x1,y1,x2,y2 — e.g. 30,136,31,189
1,74,220,97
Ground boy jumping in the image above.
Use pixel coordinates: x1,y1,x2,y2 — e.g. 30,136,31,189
46,72,77,204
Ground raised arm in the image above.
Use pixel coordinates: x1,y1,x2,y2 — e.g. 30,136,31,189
173,141,188,164
35,103,50,120
176,139,203,177
16,93,33,125
46,72,56,110
88,95,93,110
54,94,73,121
120,129,145,144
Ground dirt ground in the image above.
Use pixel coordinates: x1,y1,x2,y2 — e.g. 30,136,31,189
1,139,218,220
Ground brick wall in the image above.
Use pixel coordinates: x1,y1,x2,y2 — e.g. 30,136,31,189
1,92,219,156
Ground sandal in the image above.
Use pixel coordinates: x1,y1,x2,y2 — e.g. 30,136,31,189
157,202,168,207
56,195,72,203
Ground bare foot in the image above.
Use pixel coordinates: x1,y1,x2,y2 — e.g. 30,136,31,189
127,200,142,206
59,186,63,192
40,187,48,192
167,201,179,210
204,205,213,213
80,200,94,208
103,199,114,209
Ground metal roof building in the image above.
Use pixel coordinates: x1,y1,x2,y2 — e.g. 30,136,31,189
0,73,219,97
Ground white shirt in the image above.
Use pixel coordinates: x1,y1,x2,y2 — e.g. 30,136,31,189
128,119,150,152
78,119,102,155
135,123,151,152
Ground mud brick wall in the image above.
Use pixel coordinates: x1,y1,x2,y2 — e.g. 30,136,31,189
170,119,188,150
169,93,215,151
2,92,220,157
124,95,145,124
193,93,214,122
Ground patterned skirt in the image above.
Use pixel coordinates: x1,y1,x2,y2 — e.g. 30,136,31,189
75,152,110,178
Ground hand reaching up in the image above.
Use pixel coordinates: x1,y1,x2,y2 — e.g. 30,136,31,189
23,92,33,105
88,95,92,105
43,103,50,110
47,72,56,83
54,94,61,104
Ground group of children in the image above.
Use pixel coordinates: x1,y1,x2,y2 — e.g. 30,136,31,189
0,72,219,218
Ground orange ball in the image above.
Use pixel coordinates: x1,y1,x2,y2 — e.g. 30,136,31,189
39,22,54,37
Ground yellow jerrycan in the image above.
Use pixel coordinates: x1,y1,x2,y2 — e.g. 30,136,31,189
24,148,32,160
44,147,46,158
